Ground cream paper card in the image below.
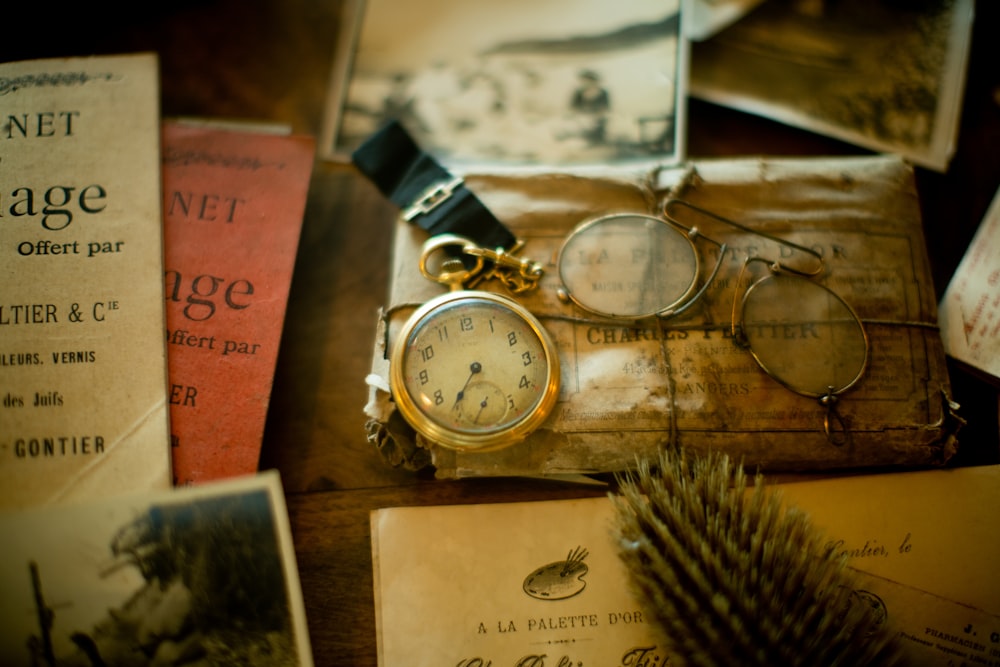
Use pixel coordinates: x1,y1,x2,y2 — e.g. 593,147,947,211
939,184,1000,383
0,54,171,509
848,569,1000,666
371,497,661,667
371,465,1000,666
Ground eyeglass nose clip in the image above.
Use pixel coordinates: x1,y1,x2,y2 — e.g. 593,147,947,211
820,388,849,446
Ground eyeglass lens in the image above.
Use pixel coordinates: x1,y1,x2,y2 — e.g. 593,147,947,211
738,273,868,398
557,214,700,318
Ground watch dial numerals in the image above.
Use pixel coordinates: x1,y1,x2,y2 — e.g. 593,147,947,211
419,344,434,363
393,292,559,450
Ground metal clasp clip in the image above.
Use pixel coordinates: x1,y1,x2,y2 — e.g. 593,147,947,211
419,235,544,294
465,239,544,294
402,176,464,222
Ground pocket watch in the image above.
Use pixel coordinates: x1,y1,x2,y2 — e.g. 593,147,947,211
389,235,560,452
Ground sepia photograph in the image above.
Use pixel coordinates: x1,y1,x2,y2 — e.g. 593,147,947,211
322,0,686,171
688,0,974,171
685,0,766,41
0,473,312,667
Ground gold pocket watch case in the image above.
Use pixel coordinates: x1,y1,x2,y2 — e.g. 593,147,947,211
390,290,560,452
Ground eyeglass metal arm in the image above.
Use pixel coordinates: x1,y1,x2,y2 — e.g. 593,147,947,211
657,240,727,319
663,198,825,278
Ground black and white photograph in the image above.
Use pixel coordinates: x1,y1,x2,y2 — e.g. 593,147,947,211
689,0,974,171
321,0,686,171
0,472,312,667
685,0,766,41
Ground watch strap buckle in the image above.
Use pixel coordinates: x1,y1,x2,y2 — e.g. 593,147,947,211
352,120,516,250
402,176,464,222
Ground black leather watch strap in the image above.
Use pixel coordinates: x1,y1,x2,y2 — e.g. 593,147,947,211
351,119,517,250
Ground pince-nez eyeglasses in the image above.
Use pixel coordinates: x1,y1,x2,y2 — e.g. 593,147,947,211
555,198,869,444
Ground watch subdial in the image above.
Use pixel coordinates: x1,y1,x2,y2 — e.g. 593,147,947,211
454,381,507,427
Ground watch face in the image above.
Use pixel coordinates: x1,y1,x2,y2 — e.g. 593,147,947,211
391,291,559,450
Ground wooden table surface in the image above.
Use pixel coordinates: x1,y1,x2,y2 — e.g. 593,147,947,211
5,2,999,664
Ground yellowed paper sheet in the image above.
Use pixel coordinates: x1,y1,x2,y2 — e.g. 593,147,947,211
370,466,1000,666
773,464,1000,616
849,569,1000,667
0,54,171,509
371,497,663,667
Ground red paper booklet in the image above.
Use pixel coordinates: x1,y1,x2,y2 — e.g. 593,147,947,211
161,121,315,485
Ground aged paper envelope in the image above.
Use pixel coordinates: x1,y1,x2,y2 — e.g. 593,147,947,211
366,155,959,477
